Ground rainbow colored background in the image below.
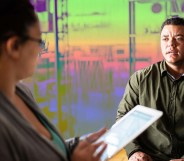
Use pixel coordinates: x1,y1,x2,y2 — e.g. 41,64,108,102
25,0,184,138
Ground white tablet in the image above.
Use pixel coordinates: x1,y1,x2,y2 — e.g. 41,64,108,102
95,105,163,161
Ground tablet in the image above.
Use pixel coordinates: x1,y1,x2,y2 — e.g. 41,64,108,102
94,105,163,161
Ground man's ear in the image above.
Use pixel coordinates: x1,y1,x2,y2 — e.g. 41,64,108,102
6,36,21,59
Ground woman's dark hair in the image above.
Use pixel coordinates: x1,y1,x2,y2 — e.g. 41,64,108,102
0,0,38,42
160,16,184,32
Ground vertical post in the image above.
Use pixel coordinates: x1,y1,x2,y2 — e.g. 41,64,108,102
129,1,136,75
46,0,50,11
53,0,62,129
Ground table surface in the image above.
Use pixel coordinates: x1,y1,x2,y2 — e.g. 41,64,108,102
108,149,128,161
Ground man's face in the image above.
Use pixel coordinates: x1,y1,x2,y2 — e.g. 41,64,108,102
161,25,184,66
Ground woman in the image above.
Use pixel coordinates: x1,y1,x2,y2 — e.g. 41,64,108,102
0,0,107,161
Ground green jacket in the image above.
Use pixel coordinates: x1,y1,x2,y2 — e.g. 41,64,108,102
117,61,184,161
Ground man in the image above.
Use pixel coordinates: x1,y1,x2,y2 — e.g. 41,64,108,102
116,17,184,161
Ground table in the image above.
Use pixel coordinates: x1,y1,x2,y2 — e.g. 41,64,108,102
108,149,128,161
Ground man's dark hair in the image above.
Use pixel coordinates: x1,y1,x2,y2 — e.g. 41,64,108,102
161,16,184,32
0,0,38,43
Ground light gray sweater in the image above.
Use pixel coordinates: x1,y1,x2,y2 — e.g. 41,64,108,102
0,83,78,161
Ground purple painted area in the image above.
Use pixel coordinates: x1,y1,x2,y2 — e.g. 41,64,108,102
182,2,184,12
35,0,46,12
71,87,126,136
152,3,162,13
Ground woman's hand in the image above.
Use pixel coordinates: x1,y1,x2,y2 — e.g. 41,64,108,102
71,128,107,161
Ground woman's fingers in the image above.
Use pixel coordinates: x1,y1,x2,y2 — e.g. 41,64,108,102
71,128,108,161
93,142,107,159
87,128,107,142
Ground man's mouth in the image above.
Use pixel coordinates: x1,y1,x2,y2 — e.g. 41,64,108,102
166,51,178,55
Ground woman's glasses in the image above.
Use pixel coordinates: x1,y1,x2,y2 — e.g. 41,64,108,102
22,35,43,47
22,35,45,57
0,34,43,46
0,34,45,56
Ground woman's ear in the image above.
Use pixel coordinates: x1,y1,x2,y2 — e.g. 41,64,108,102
13,39,19,50
5,36,21,59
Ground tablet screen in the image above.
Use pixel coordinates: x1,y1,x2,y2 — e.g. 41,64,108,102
95,106,162,161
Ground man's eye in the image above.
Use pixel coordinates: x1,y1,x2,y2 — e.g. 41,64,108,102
162,38,168,41
176,37,184,41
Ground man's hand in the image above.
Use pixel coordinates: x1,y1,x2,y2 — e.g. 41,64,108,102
129,151,153,161
170,159,184,161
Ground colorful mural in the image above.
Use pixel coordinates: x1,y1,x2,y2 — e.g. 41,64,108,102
24,0,184,138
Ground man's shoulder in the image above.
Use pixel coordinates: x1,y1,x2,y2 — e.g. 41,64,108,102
130,61,163,82
135,61,162,76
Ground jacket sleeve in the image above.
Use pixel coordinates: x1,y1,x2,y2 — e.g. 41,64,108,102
0,116,19,161
116,71,144,158
65,137,79,153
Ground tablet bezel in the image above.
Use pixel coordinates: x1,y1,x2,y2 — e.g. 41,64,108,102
95,105,163,161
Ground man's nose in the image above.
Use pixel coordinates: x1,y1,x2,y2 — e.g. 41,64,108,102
168,39,176,47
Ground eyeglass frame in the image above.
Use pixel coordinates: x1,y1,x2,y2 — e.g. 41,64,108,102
0,34,43,46
21,35,43,47
0,34,44,56
22,36,45,57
